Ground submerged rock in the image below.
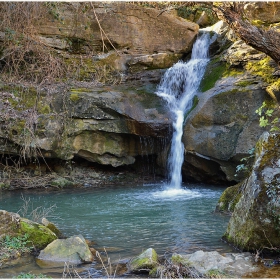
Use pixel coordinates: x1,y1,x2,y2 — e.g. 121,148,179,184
129,248,158,273
224,132,280,251
37,235,93,266
172,250,258,277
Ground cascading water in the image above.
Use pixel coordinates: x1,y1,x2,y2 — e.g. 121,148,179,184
156,33,210,189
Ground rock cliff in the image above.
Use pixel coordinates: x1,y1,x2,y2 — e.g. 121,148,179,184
223,132,280,251
0,2,200,187
182,20,278,184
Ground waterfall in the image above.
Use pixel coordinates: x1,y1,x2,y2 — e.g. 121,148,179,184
156,33,210,189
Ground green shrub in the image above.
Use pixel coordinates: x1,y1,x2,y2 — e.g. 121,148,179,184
1,234,31,253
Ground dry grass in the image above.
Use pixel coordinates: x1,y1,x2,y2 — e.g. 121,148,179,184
0,2,66,85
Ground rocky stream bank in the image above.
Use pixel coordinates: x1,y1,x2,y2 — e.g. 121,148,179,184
1,208,279,279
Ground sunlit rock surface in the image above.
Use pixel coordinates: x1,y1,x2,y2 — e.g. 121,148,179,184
172,250,258,277
37,235,93,265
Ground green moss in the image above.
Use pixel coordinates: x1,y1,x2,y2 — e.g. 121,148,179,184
69,93,81,102
235,80,255,87
216,183,242,213
200,54,246,93
70,88,92,93
148,267,158,277
38,105,51,114
2,85,52,115
185,95,199,120
0,182,10,190
19,219,57,249
130,248,158,271
171,254,184,264
200,61,227,92
245,57,280,95
223,67,243,78
14,272,50,279
50,177,75,188
206,269,231,278
64,55,121,83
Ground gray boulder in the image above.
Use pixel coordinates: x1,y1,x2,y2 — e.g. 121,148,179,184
224,132,280,251
172,250,258,277
37,235,93,265
182,75,266,183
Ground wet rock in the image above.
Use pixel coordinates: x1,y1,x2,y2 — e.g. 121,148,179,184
173,250,258,277
222,40,266,67
37,235,94,266
203,20,238,56
224,132,280,251
129,248,158,273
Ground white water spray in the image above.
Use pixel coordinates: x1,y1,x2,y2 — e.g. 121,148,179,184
156,33,210,189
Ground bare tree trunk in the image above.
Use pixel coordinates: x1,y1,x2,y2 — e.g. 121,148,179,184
214,3,280,66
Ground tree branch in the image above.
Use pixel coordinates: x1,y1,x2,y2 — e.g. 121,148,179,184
213,3,280,66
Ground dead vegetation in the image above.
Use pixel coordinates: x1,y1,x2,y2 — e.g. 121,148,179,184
0,2,66,84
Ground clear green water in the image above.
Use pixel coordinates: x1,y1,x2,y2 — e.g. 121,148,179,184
0,183,233,277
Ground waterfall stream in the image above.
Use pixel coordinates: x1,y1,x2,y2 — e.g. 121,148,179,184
156,33,210,189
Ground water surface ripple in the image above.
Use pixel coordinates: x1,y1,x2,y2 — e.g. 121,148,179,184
0,183,232,262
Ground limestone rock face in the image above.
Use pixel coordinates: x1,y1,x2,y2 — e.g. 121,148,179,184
182,76,266,183
37,2,199,56
0,83,171,168
181,30,278,183
224,132,280,251
37,235,93,265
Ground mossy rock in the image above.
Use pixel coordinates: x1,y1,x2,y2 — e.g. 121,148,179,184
19,218,57,249
69,93,81,103
50,177,75,188
224,132,280,251
129,248,158,272
42,218,63,238
215,183,243,214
